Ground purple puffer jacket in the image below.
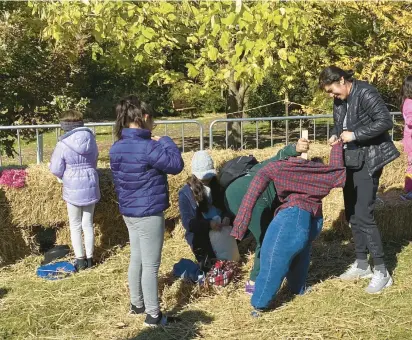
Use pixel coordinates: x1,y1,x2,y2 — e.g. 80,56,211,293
50,127,100,206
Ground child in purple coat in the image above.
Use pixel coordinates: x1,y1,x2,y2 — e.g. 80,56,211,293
50,110,100,270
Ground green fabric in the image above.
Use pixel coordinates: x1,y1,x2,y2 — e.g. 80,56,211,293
224,143,299,280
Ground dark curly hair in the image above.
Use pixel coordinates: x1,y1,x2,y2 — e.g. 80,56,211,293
319,66,354,89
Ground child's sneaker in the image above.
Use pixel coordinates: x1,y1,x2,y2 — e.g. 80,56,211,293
86,257,94,269
74,258,87,271
400,192,412,201
143,312,181,328
250,309,263,318
245,280,255,295
129,304,145,315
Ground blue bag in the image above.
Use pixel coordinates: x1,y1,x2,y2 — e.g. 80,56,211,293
36,261,76,280
173,259,203,283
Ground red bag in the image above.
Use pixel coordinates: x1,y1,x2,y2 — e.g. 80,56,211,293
206,260,239,287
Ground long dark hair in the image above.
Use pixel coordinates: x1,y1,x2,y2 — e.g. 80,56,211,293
319,66,354,89
187,175,209,213
401,75,412,109
114,95,155,140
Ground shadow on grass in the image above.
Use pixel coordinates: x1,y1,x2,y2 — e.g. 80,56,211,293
128,310,214,340
0,287,9,299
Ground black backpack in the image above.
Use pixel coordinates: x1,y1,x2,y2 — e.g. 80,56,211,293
218,155,258,190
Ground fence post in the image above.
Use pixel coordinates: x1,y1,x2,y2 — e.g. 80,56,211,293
256,121,259,149
36,130,43,164
17,129,22,166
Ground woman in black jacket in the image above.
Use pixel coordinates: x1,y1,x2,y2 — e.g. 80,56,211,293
319,66,399,294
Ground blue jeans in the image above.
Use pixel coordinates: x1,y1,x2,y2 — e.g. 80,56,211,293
251,207,323,310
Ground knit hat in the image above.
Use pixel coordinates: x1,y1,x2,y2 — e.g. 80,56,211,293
60,120,84,132
191,151,217,180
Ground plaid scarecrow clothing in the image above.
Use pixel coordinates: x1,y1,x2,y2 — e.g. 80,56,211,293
231,143,346,240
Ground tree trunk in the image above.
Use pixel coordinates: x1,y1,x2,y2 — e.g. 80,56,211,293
226,77,249,149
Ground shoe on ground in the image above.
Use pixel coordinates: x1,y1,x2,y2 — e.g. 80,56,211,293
245,280,255,295
339,262,373,280
74,258,87,271
129,304,145,315
250,309,262,318
144,311,181,327
400,192,412,201
86,257,94,269
365,270,393,294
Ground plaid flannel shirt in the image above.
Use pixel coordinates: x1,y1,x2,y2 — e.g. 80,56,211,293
231,143,346,240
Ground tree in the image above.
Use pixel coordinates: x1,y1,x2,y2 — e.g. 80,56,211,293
32,0,316,147
0,2,73,156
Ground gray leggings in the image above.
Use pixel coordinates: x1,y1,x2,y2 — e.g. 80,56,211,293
123,213,165,317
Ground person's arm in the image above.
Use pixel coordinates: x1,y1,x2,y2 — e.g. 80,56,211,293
327,142,346,188
49,143,66,179
147,137,184,175
231,162,280,240
353,88,393,141
273,143,300,160
403,100,412,128
258,143,300,170
179,190,211,235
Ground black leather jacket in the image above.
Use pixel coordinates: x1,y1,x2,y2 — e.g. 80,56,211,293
331,79,400,175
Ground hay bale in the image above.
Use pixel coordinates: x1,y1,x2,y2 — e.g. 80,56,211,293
1,165,127,262
0,142,408,264
0,188,32,265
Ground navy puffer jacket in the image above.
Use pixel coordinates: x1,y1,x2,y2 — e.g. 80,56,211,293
110,128,184,217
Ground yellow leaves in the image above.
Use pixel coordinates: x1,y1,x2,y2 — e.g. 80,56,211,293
278,48,288,61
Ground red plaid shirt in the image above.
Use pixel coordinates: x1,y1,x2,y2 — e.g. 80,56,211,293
231,143,346,240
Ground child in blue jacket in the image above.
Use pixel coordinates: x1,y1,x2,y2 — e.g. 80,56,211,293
110,95,184,327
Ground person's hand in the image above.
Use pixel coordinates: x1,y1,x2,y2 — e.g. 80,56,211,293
222,217,230,226
210,220,222,231
328,135,339,146
340,131,355,143
151,135,161,141
296,138,310,153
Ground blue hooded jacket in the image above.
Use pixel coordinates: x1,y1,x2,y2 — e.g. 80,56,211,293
110,128,184,217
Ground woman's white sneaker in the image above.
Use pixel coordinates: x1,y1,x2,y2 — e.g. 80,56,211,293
365,270,393,294
339,262,374,280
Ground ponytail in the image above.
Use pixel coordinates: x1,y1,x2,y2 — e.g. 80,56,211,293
319,66,354,89
114,95,154,140
187,175,208,213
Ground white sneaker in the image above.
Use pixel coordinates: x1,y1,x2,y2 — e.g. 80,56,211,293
339,262,373,280
365,270,393,294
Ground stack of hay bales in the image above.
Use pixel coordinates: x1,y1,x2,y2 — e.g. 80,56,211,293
1,142,410,265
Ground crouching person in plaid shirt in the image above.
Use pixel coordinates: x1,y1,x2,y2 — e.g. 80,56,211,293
231,143,346,313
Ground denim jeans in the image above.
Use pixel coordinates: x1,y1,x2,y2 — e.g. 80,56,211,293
251,206,323,310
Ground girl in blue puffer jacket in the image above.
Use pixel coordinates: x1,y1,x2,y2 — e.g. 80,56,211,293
109,95,184,328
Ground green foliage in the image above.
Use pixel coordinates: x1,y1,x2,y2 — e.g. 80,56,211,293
169,82,225,116
0,2,73,156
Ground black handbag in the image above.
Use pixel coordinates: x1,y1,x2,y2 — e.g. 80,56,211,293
344,148,365,170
